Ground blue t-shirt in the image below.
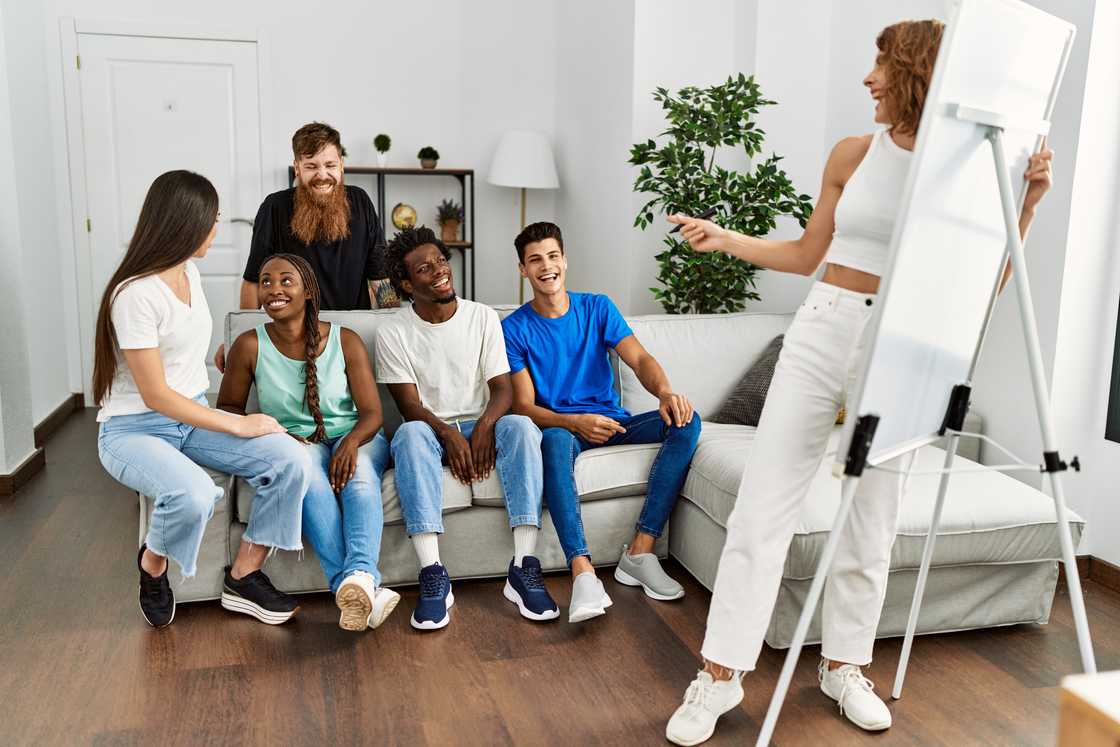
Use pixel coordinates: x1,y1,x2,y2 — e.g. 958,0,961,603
501,292,633,419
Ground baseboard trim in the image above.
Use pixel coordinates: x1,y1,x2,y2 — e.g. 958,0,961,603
1075,554,1120,596
0,447,47,496
33,393,84,448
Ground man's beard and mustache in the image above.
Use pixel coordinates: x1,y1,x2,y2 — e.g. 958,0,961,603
291,176,351,245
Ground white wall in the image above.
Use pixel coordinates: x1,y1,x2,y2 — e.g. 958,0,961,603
2,0,74,422
1050,0,1120,564
0,2,38,471
552,0,636,305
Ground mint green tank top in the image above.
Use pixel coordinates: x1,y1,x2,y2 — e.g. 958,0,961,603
254,322,358,439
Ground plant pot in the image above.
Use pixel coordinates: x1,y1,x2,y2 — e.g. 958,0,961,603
376,152,388,168
420,158,438,170
440,220,460,242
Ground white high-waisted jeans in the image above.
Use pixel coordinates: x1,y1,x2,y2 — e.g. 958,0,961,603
702,281,905,670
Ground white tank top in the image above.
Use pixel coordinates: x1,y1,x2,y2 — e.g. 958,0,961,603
826,129,912,277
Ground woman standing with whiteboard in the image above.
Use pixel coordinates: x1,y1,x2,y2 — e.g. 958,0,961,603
665,20,1054,744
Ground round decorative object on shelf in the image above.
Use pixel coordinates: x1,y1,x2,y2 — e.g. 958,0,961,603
391,203,417,230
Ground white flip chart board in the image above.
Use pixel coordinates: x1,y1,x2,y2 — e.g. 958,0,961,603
836,0,1075,469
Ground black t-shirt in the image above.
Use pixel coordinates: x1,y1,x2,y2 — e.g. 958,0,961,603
242,186,387,310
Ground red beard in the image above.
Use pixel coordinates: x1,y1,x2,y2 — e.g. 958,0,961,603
291,177,351,245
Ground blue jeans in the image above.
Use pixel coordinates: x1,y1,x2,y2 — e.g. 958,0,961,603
541,410,701,565
301,432,390,592
390,414,543,535
97,398,312,578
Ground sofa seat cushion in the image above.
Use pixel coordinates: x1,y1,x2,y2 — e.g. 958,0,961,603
680,423,1085,579
471,441,662,507
235,466,472,525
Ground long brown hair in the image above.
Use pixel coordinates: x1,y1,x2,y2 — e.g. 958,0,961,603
876,19,944,136
262,254,328,443
92,170,219,406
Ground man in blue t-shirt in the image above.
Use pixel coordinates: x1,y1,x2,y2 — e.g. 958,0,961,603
502,221,701,624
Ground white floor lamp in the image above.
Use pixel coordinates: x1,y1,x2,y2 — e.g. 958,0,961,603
486,130,559,304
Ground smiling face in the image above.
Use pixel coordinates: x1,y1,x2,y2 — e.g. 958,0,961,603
258,257,310,321
294,144,344,201
402,243,456,305
863,59,891,126
520,237,567,297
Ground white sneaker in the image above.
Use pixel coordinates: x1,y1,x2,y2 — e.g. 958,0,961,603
568,571,613,623
336,571,376,632
666,671,744,746
818,660,892,731
368,586,401,630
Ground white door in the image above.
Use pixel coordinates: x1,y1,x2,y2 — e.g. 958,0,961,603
76,32,261,393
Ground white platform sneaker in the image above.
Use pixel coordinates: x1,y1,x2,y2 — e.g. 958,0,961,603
818,660,892,731
666,670,744,746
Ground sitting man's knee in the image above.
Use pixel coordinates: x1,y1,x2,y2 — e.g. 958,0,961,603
541,426,575,450
498,413,541,443
392,421,437,452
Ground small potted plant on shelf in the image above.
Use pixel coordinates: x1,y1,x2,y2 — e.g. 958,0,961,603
373,133,391,167
418,146,440,169
437,199,464,242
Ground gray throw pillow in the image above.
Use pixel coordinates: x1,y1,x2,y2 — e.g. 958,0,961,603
710,334,784,427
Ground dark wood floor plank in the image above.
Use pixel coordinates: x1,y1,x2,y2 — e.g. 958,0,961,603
1,409,1115,746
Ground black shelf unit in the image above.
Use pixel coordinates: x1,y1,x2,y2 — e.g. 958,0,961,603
288,166,476,299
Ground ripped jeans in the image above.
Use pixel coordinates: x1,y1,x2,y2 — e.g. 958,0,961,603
98,395,311,577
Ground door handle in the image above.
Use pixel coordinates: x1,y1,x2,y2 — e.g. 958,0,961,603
230,217,254,226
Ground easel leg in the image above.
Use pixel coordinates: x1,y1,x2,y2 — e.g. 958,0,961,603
892,435,959,699
755,476,861,747
988,128,1096,674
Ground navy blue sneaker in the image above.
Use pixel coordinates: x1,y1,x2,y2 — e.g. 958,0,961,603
411,563,453,630
503,556,560,622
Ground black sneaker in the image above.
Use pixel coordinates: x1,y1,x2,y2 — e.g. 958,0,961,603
137,544,175,628
220,567,299,625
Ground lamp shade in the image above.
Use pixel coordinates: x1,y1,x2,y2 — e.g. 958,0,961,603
486,130,559,189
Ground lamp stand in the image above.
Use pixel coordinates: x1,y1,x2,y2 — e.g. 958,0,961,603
519,186,527,305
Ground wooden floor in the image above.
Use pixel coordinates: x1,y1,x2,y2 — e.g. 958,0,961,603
2,409,1118,746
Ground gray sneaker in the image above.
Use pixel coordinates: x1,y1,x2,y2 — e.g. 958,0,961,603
614,545,685,600
568,571,612,623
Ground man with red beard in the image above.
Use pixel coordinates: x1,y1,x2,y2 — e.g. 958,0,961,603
216,122,391,371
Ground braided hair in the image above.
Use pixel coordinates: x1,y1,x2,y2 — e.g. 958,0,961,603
262,254,328,443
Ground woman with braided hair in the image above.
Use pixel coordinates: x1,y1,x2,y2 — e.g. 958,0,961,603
218,254,400,631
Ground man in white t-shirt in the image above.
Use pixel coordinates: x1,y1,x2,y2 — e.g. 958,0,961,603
375,226,558,630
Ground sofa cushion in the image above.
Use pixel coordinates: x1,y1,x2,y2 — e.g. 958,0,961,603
235,466,472,526
620,312,793,417
710,334,784,426
471,441,662,507
680,423,1085,578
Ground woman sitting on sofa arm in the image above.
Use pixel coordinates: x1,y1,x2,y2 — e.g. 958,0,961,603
95,170,311,629
217,253,400,632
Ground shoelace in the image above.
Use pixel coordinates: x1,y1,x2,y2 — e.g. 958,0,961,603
140,573,169,606
520,563,546,591
683,678,711,712
242,571,288,605
420,569,446,598
836,668,876,717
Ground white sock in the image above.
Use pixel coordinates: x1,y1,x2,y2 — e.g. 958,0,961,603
412,533,440,568
513,525,538,567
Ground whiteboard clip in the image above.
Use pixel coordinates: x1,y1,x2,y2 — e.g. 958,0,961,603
947,103,1051,136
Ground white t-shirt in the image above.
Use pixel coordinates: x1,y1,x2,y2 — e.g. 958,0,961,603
97,261,212,421
375,298,510,423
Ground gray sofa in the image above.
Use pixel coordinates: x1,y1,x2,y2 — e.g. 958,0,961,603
139,306,1082,648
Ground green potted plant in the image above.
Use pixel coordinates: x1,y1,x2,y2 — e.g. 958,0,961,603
437,199,464,242
373,133,391,167
630,74,814,314
418,146,440,169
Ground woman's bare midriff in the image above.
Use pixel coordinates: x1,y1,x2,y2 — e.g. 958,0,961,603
821,263,880,294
